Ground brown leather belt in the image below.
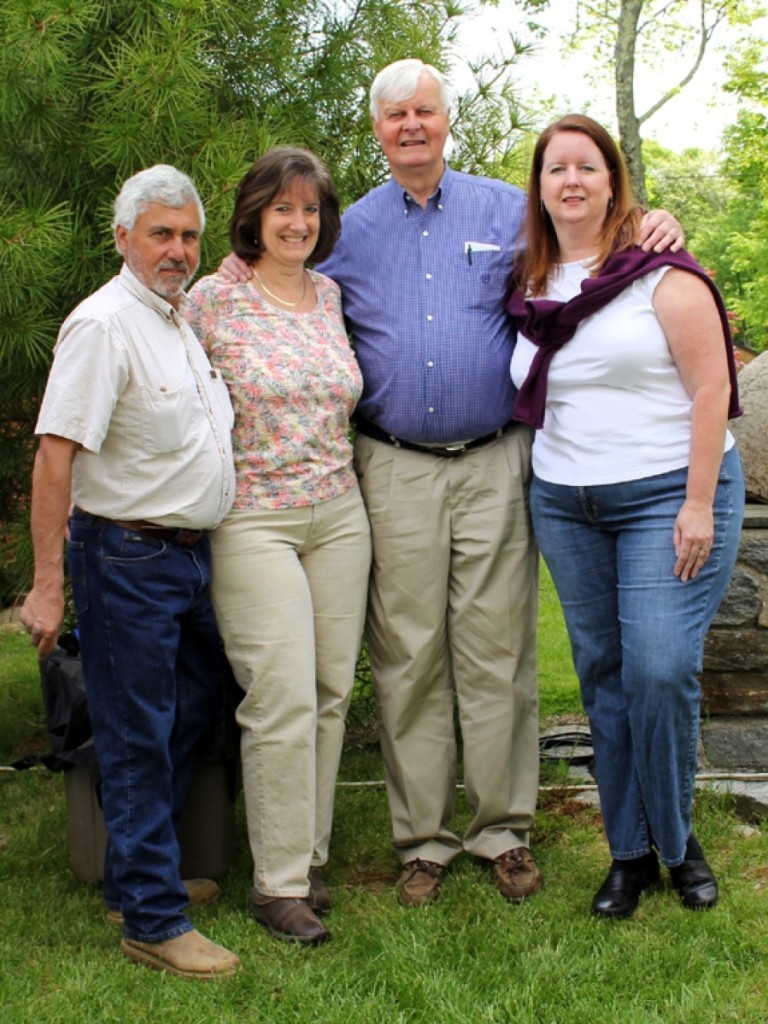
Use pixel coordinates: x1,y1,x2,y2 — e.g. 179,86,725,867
354,416,513,457
73,508,206,548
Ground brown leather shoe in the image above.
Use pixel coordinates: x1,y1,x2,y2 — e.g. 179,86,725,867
121,928,240,979
396,859,447,906
308,866,331,916
106,878,221,927
250,893,330,945
492,847,543,902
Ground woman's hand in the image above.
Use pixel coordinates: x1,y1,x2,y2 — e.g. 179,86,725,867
674,499,714,582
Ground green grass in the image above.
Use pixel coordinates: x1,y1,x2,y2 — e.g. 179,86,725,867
3,575,766,1022
0,625,47,764
537,561,581,720
1,772,767,1023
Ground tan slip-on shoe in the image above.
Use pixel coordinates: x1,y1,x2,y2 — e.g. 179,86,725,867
121,928,240,980
106,878,221,927
396,859,447,906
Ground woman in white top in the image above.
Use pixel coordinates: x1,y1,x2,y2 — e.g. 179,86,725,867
507,114,744,919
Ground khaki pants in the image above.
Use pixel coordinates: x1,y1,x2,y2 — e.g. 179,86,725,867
210,487,371,895
355,428,538,864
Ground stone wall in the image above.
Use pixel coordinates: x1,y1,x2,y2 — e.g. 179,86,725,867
700,505,768,769
730,354,768,502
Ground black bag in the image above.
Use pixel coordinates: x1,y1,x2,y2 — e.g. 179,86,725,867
12,634,239,798
10,633,98,774
39,633,98,772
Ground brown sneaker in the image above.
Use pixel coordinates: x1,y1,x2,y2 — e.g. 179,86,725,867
492,847,543,903
308,866,331,916
121,928,240,980
396,859,447,906
106,878,221,927
250,893,330,945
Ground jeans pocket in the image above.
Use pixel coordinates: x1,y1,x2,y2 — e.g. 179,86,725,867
102,532,169,565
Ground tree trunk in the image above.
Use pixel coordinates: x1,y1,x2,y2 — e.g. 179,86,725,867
614,0,647,206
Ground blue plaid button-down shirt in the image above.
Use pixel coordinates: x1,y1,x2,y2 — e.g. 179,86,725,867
318,165,527,444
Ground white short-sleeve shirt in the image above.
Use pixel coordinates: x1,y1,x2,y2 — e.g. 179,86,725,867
36,265,236,527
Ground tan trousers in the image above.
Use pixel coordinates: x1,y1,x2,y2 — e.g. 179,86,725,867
210,487,371,896
354,428,539,865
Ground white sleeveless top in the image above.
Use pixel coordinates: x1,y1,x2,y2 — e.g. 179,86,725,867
510,260,734,486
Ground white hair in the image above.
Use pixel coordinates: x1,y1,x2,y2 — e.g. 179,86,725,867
369,58,451,120
112,164,205,235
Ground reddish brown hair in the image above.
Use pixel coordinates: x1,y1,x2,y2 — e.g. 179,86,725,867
515,114,641,297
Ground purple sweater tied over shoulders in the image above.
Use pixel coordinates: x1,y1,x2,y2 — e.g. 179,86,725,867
505,246,742,429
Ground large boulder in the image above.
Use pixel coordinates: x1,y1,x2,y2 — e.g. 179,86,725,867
731,352,768,502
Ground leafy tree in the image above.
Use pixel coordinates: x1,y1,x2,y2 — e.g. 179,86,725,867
642,138,752,346
514,0,763,203
643,140,728,245
684,41,768,352
696,120,768,352
610,0,746,204
0,0,531,600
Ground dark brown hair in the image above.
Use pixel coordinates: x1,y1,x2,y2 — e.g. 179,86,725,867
516,114,642,297
230,147,341,265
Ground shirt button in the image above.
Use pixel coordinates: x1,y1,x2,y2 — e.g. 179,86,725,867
428,407,435,414
426,315,434,321
427,360,434,368
425,273,432,280
437,204,443,211
422,230,429,237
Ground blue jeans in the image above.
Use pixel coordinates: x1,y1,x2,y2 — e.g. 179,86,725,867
530,448,743,866
68,511,223,942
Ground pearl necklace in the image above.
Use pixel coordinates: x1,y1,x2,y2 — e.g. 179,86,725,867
253,268,307,308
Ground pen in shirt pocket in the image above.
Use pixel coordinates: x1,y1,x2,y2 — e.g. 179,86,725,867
464,241,501,265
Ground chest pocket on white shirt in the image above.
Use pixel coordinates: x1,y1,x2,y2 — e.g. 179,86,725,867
139,379,198,454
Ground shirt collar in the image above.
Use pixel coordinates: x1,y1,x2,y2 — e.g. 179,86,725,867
118,263,185,321
388,163,455,213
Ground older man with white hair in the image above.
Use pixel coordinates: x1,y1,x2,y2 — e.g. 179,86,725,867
318,58,542,906
21,165,240,978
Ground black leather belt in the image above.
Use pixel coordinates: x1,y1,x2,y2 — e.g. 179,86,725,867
73,508,206,547
354,417,511,458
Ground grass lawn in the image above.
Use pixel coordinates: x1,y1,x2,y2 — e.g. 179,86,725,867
1,568,767,1023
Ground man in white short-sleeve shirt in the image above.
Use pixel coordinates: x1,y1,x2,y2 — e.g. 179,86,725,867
20,165,239,981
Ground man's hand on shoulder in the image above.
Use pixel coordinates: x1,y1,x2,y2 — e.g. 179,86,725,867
218,253,252,283
639,210,684,253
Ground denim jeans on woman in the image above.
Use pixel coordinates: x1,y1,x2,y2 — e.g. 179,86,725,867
68,510,223,943
530,447,744,866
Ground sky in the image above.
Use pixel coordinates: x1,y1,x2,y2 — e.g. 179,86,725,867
454,1,767,153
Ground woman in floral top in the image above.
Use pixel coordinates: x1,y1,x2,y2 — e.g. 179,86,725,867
186,148,371,946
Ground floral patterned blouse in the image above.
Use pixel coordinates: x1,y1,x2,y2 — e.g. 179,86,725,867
185,270,362,510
